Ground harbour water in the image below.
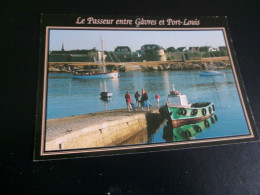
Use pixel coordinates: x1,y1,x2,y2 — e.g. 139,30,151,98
46,70,250,144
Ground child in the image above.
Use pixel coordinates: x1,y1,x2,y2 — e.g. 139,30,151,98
155,93,160,107
131,102,137,111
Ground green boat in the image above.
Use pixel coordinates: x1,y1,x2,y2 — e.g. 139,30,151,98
160,87,216,127
163,114,218,141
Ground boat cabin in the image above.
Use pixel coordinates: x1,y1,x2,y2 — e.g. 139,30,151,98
167,94,190,107
100,91,113,98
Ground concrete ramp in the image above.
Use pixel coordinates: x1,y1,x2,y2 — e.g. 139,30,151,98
45,109,163,151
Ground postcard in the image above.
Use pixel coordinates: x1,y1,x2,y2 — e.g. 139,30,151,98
34,15,258,160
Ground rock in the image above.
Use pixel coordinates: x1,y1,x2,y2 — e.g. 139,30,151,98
157,65,163,71
201,63,208,70
161,64,170,70
192,64,200,69
150,66,158,71
49,66,61,72
118,65,126,72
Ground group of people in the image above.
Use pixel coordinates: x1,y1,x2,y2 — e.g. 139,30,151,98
125,89,160,112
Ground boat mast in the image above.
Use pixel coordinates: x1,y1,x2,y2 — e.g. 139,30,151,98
172,84,176,91
103,80,107,91
100,35,106,73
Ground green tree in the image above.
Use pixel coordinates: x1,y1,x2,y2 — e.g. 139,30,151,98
166,47,176,53
202,52,210,58
220,50,228,56
200,46,210,52
145,49,155,54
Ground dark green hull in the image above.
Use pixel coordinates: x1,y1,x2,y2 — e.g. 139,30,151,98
167,102,215,127
163,114,218,142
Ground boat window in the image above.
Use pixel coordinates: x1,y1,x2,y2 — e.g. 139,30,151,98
167,96,180,105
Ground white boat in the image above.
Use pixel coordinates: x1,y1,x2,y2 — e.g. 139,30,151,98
72,36,119,79
200,70,223,76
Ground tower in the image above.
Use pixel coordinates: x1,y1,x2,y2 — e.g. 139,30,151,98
61,43,66,51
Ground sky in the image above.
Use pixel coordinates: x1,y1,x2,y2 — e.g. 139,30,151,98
49,29,227,52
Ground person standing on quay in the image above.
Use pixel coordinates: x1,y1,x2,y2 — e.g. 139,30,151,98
125,91,132,112
134,91,140,107
141,89,149,111
155,93,160,107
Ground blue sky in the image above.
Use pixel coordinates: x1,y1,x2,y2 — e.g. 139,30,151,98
49,29,226,51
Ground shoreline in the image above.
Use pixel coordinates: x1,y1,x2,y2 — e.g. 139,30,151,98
48,57,231,73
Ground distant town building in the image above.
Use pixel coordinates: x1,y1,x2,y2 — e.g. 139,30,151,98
188,47,200,52
200,46,219,52
208,46,219,52
61,43,66,51
114,46,131,55
49,44,99,62
139,44,166,61
131,51,141,58
140,44,163,55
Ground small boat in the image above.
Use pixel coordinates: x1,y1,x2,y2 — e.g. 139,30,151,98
159,86,216,128
199,70,223,76
100,90,113,98
100,91,112,111
163,114,218,141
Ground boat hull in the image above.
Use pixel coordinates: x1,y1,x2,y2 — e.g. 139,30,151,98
165,102,215,128
72,71,119,79
163,114,218,141
171,114,213,128
100,91,113,98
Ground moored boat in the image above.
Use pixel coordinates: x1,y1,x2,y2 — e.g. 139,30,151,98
163,114,218,141
72,35,119,79
160,87,216,128
100,90,113,98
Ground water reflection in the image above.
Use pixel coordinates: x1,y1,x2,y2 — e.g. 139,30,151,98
100,97,112,111
111,77,119,91
119,113,218,145
146,113,166,143
115,112,166,146
163,114,218,142
119,128,148,145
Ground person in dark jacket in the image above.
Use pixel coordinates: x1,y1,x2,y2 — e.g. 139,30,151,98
134,91,140,107
141,89,149,111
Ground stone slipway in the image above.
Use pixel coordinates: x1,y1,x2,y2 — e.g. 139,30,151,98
45,108,163,151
